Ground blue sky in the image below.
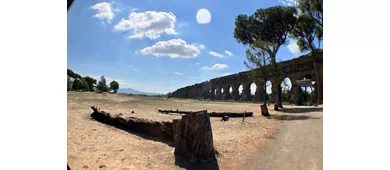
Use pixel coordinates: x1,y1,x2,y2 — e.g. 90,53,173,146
68,0,309,94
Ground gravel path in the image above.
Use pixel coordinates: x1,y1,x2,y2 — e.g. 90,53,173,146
248,106,323,170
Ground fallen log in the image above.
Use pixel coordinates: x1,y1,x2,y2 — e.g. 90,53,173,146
91,106,174,142
158,109,253,117
91,107,218,163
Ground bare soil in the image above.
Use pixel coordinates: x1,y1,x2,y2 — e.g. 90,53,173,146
67,92,322,170
248,108,323,170
68,92,281,170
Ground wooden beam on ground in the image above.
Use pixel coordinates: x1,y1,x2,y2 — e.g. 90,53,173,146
158,109,253,117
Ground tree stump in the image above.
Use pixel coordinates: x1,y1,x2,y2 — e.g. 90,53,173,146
261,104,270,117
173,111,216,162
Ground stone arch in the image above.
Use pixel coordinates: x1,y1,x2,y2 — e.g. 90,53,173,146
230,83,240,101
266,80,272,94
266,80,272,102
238,84,243,95
299,76,314,105
215,86,222,100
221,84,231,100
250,82,257,95
249,82,257,101
281,77,292,103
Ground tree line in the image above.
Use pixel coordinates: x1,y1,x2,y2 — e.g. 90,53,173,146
234,0,322,107
67,69,120,93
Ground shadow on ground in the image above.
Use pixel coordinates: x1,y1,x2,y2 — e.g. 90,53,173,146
269,114,321,121
175,156,219,170
279,107,323,114
89,116,175,147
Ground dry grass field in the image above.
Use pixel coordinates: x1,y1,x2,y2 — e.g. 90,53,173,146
67,91,283,170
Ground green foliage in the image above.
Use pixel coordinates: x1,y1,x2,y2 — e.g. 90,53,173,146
79,78,89,91
266,93,273,102
244,41,272,104
234,6,297,89
281,79,291,102
297,0,323,28
291,15,318,52
84,76,97,92
72,79,80,91
67,76,73,91
109,80,120,93
282,89,291,102
67,68,82,79
72,78,89,91
294,0,323,50
96,76,109,92
299,87,314,105
234,6,297,50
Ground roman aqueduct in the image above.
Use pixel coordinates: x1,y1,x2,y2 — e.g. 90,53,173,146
170,51,323,105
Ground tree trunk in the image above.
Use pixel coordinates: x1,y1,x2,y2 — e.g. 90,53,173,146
278,86,283,108
313,62,321,104
173,111,216,162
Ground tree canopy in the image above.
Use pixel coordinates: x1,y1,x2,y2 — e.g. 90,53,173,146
234,6,297,54
84,76,97,92
72,78,89,91
67,68,81,79
292,0,323,52
96,76,109,92
109,81,120,93
234,6,297,107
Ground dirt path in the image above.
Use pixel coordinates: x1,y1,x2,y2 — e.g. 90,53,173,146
248,106,323,170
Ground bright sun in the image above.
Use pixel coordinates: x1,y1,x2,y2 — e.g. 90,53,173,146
196,9,211,24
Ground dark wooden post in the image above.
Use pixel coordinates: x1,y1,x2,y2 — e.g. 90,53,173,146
261,104,270,116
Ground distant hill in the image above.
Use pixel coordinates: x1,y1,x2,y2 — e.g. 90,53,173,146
117,88,164,96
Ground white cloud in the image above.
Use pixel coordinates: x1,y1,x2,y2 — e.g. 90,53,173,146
222,73,232,76
174,72,184,75
140,39,200,58
130,8,139,12
194,43,206,49
196,9,212,24
91,2,115,23
287,39,300,54
196,62,200,65
158,82,163,85
279,0,297,6
201,63,228,71
114,11,177,39
224,50,233,56
208,51,224,58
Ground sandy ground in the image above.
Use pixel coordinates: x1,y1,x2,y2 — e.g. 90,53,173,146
248,107,323,170
67,92,280,170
